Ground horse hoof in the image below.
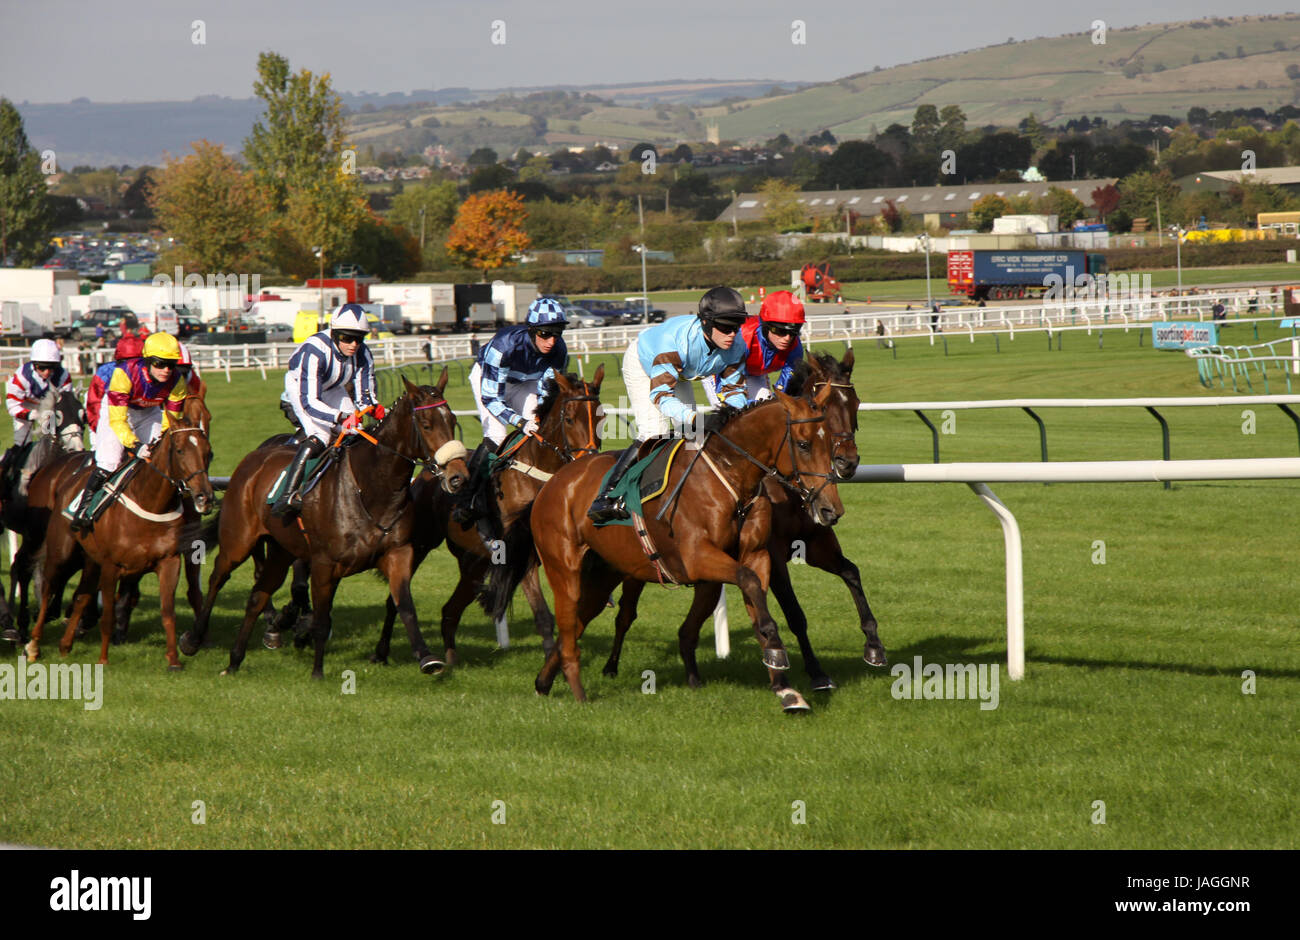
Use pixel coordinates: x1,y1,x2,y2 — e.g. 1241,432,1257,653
293,633,312,650
601,665,618,678
178,633,200,657
418,655,445,675
310,671,324,681
24,643,39,662
762,649,791,670
262,631,283,650
863,645,888,667
219,668,235,677
779,690,812,713
811,675,837,692
687,674,705,689
369,654,388,665
167,662,184,672
534,677,553,696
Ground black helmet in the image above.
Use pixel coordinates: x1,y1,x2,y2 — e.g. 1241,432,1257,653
698,286,747,330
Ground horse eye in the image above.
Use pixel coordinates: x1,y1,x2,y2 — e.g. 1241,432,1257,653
798,440,811,452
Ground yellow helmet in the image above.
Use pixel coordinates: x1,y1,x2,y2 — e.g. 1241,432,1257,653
142,332,181,361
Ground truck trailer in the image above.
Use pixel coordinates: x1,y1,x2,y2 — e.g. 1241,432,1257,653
367,283,457,333
947,249,1108,301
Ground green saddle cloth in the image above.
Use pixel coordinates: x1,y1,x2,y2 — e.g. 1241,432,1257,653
593,438,686,527
265,452,331,506
61,458,141,522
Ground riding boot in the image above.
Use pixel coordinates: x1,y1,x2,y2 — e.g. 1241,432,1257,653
587,444,641,524
271,438,325,517
451,441,492,527
70,467,111,532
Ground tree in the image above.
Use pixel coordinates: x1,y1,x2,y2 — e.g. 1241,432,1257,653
759,177,806,232
149,140,269,273
968,194,1011,232
467,147,499,167
445,189,531,278
1040,187,1087,227
345,214,421,281
911,104,940,154
121,167,156,217
1116,169,1181,223
938,105,967,153
810,140,896,189
468,163,514,192
955,132,1033,181
1090,183,1121,222
0,97,56,264
387,179,459,244
280,164,368,278
243,52,352,214
671,143,693,163
628,142,657,164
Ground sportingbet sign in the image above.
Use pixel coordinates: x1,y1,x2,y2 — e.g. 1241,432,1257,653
1152,321,1218,349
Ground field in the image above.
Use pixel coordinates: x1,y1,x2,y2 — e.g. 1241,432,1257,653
1,327,1298,849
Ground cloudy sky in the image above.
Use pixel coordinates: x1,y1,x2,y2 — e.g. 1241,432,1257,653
2,0,1297,103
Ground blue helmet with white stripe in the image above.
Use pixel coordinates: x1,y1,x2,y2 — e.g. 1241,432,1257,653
526,297,568,329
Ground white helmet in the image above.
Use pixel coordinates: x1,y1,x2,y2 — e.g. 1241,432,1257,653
329,303,367,333
29,339,60,365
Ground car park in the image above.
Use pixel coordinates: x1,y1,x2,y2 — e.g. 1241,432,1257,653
565,303,602,329
622,296,667,323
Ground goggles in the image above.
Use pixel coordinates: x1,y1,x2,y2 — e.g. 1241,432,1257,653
766,323,802,337
709,320,743,335
32,362,59,371
532,328,564,340
334,330,366,344
145,357,179,370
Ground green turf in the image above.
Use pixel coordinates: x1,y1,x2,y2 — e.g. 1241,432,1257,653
1,334,1297,849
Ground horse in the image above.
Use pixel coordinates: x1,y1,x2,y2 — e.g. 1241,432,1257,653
19,422,215,668
521,380,845,713
178,374,469,679
0,385,86,642
601,350,887,690
371,367,605,668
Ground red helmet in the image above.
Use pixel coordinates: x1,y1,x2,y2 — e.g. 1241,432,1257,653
114,335,144,360
760,290,805,325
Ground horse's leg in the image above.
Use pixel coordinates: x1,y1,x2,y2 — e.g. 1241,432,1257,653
767,552,834,691
552,564,623,702
677,582,723,690
439,552,487,666
221,544,293,675
804,529,887,667
602,578,646,678
288,560,317,649
307,562,341,681
95,566,118,666
29,552,84,661
156,555,183,670
183,553,204,626
57,562,100,657
374,546,431,666
691,545,809,713
377,545,443,675
181,532,258,656
519,554,556,658
112,573,141,645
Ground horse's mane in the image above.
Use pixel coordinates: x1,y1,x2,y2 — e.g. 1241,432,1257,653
535,372,586,424
782,358,815,397
712,395,785,430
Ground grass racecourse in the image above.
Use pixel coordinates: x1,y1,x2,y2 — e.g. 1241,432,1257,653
1,321,1298,850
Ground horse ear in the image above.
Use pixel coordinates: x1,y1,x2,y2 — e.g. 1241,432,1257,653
553,372,573,393
591,363,605,389
436,366,449,394
402,375,418,396
841,348,855,376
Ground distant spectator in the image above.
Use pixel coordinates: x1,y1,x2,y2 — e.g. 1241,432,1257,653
930,302,941,333
94,323,105,345
1248,288,1259,314
1212,301,1226,321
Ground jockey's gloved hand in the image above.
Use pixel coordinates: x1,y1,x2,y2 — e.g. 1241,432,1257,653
698,411,728,436
16,409,29,420
341,413,363,435
522,419,540,437
135,443,152,460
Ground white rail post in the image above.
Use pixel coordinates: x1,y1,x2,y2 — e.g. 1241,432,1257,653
713,591,730,659
967,482,1025,680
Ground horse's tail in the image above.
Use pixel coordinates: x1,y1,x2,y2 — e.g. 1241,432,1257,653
478,501,536,624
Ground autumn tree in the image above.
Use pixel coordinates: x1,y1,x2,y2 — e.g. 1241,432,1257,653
760,177,806,232
1039,187,1087,227
1090,183,1121,223
149,140,269,273
968,194,1011,232
0,97,56,264
445,189,531,279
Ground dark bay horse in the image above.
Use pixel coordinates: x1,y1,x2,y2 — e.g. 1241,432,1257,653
602,350,887,690
179,375,469,679
20,423,215,668
525,383,844,713
371,367,605,667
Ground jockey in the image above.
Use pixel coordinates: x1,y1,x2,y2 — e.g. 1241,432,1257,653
177,341,203,396
454,297,569,527
271,303,381,517
6,338,73,447
85,334,145,431
702,290,805,406
587,286,749,524
70,332,188,531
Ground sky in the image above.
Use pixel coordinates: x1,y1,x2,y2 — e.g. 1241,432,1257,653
2,0,1299,103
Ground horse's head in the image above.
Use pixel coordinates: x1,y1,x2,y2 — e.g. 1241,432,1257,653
156,425,215,514
536,364,604,461
773,385,845,528
182,391,211,437
799,350,859,481
55,389,86,453
403,372,469,494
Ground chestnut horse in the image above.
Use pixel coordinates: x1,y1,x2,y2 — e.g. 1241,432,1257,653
371,367,605,667
179,375,469,678
602,350,887,689
20,422,215,668
524,382,844,713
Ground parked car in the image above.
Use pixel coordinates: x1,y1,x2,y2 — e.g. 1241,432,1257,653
572,299,636,326
265,322,294,342
564,303,602,329
623,296,667,323
69,307,131,340
177,315,205,339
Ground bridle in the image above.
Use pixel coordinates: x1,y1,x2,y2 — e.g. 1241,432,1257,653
809,377,860,477
706,406,838,507
136,425,212,500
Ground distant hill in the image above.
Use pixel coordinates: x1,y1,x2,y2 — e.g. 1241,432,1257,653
16,14,1300,167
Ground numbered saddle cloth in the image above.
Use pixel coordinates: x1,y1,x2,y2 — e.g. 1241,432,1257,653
592,438,686,528
264,449,337,507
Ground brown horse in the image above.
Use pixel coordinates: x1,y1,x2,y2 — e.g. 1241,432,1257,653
372,367,605,666
179,374,468,678
20,422,215,668
602,350,887,689
524,383,844,712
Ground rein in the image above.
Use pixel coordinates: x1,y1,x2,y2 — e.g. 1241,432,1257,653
501,391,602,478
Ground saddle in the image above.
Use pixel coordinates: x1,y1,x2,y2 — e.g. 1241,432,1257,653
61,456,143,526
592,438,687,528
264,445,344,508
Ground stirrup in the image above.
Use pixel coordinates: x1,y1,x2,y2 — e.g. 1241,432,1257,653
587,496,629,524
